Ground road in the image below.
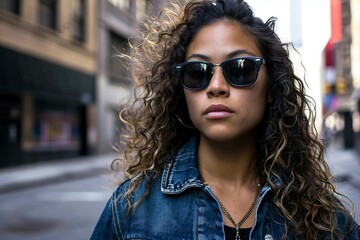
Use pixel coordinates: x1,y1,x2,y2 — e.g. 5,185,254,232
0,174,116,240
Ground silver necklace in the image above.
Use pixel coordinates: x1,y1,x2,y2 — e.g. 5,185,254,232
203,180,261,240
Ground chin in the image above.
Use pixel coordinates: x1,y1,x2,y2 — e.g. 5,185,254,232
199,125,257,144
201,131,243,143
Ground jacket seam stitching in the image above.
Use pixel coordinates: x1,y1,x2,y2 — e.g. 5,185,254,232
111,193,122,239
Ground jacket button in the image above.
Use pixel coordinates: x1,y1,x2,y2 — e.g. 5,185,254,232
264,234,273,240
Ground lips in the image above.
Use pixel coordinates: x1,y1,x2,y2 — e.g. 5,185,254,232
204,104,234,118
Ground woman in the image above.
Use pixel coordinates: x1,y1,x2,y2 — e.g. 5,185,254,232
91,0,360,239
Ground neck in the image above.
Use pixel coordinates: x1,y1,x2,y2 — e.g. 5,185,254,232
198,135,258,187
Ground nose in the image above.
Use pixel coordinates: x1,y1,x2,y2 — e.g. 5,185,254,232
206,66,230,98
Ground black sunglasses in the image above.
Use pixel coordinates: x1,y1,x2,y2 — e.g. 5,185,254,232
175,56,265,91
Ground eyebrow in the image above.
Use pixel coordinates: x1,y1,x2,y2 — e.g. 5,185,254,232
186,49,257,61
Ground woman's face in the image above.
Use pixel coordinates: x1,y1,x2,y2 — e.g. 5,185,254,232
184,20,268,143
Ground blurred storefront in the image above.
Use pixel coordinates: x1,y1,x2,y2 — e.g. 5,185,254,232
0,0,165,168
0,47,96,167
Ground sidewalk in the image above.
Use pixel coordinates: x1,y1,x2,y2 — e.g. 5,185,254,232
0,153,115,194
325,142,360,189
0,144,359,194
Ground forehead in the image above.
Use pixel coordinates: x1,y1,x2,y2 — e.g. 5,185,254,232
186,20,262,60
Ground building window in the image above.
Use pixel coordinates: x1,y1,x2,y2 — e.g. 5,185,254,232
0,0,20,15
71,0,85,42
39,0,57,30
109,32,130,84
108,0,130,12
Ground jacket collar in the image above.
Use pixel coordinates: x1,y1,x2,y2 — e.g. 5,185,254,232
160,135,281,194
161,136,204,194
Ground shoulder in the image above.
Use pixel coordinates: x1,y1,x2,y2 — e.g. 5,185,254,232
112,173,162,207
335,209,360,239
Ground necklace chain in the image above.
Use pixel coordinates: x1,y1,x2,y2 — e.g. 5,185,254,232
202,179,261,240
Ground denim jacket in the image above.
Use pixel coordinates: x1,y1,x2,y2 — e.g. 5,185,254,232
91,137,360,240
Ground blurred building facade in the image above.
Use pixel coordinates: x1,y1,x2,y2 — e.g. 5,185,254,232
0,0,97,167
96,0,164,154
0,0,164,168
323,0,360,150
351,0,360,91
351,0,360,152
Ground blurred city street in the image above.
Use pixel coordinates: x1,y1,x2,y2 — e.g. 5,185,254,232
0,140,359,240
0,1,360,239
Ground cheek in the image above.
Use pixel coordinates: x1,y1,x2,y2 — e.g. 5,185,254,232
257,88,267,117
184,92,201,123
247,82,267,118
255,73,268,103
184,92,195,115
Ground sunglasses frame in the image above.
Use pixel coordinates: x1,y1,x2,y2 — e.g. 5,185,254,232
175,56,266,91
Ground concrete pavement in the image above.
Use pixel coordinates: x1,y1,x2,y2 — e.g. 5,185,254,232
326,143,360,189
0,144,359,194
0,153,115,193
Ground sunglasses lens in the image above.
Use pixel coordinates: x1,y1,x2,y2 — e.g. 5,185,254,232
223,58,258,86
181,63,211,90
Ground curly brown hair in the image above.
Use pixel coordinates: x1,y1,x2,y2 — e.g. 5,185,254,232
114,0,355,238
